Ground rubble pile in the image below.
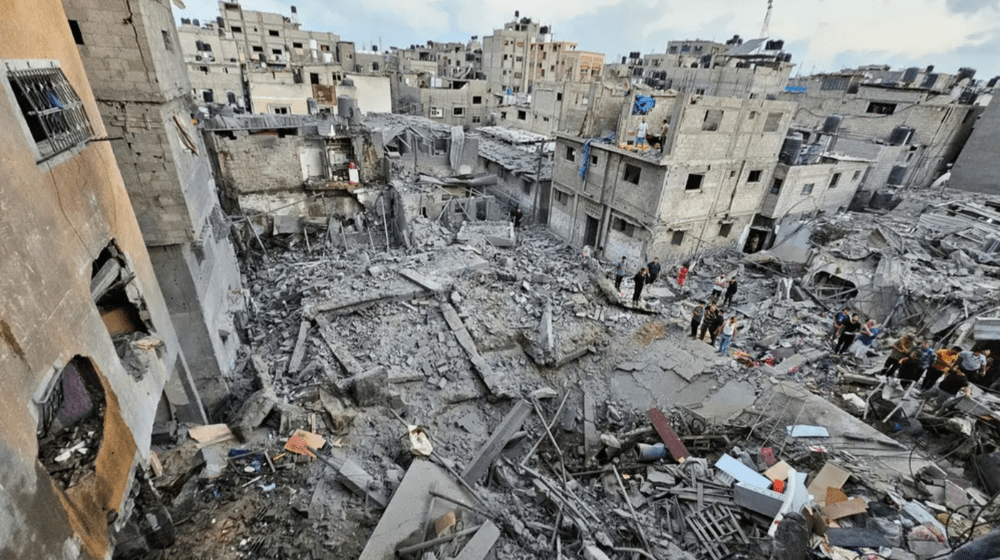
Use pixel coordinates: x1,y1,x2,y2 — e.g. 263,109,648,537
140,187,1000,560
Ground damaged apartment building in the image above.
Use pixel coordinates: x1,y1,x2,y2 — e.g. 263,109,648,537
201,110,390,244
1,0,217,556
548,93,800,263
61,0,244,414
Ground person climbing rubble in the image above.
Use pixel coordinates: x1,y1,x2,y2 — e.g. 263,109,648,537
881,333,915,377
921,346,962,392
848,319,880,360
834,314,861,355
646,257,661,284
718,316,738,354
676,262,690,289
614,256,627,294
830,307,851,345
723,277,738,306
711,272,727,302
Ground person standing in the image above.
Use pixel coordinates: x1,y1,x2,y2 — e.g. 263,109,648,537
921,346,962,391
636,118,648,146
711,273,727,302
646,258,661,284
896,350,925,388
830,307,851,344
882,334,915,377
699,303,717,341
723,278,738,306
708,307,726,346
632,267,648,305
926,366,972,410
834,314,861,355
956,349,988,383
917,340,937,382
718,316,738,354
614,256,627,293
849,320,880,359
677,263,690,288
690,302,704,338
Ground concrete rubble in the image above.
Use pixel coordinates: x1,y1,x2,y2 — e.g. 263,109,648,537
142,186,1000,560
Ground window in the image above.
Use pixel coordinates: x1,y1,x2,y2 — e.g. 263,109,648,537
671,231,685,245
623,164,641,184
591,155,598,166
452,107,465,116
564,146,576,161
866,102,896,115
719,223,733,238
68,20,84,45
515,56,523,62
271,49,282,56
852,170,862,182
556,92,563,101
702,109,723,131
829,173,841,188
7,65,94,162
293,42,303,49
747,170,762,182
612,217,636,237
517,110,526,120
199,66,208,74
252,45,263,53
310,73,319,85
748,111,756,120
763,112,782,132
554,190,567,204
472,95,482,104
471,116,481,124
271,106,289,114
231,26,242,33
430,107,443,118
500,111,507,120
202,89,213,103
320,44,330,52
801,183,815,195
685,173,704,191
522,180,531,194
269,29,280,37
770,178,783,194
162,30,173,51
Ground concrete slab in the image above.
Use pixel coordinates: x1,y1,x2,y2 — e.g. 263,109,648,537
358,459,475,560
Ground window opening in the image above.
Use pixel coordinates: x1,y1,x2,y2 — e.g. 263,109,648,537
8,66,93,162
747,170,762,182
685,173,704,191
623,164,641,184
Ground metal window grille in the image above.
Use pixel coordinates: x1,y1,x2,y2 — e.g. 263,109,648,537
8,67,92,161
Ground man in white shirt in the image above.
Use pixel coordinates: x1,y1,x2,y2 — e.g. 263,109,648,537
636,118,648,146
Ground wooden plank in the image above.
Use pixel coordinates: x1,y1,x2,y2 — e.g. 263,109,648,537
90,259,121,300
808,463,852,506
647,408,689,462
824,497,868,520
452,520,501,560
461,400,533,485
288,319,310,374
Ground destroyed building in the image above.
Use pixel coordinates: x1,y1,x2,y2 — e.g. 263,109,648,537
950,90,1000,195
549,94,797,262
1,1,210,556
62,0,245,413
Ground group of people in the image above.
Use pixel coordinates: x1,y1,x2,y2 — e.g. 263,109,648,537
614,256,662,305
831,307,996,410
635,118,670,149
690,301,740,354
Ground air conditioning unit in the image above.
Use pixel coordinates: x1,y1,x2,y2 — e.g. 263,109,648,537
430,107,443,118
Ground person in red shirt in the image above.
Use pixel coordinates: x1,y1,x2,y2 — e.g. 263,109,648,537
677,263,689,288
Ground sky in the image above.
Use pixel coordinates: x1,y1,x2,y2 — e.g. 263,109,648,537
173,0,1000,79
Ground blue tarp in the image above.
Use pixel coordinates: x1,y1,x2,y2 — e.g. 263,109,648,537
632,94,655,115
784,86,807,93
579,133,616,180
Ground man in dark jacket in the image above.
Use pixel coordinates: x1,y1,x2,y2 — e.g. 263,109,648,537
632,267,648,305
646,258,661,284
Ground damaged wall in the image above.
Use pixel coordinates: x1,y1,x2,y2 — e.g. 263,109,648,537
950,96,1000,195
1,1,203,556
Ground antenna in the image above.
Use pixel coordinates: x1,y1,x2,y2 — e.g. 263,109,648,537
759,0,772,39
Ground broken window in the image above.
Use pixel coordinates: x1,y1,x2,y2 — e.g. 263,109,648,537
310,73,319,84
68,20,84,44
685,173,704,191
829,173,841,188
770,177,783,194
231,26,242,33
452,107,465,116
472,96,482,104
564,146,576,162
161,30,173,51
763,112,782,132
471,116,481,124
719,223,733,238
852,170,862,182
430,107,443,118
201,89,213,103
521,179,531,194
35,356,106,490
612,217,636,237
516,110,526,120
591,155,598,166
801,183,815,195
293,42,303,49
320,44,330,52
702,109,723,131
747,170,762,182
554,190,567,205
671,230,685,245
623,164,641,184
866,102,896,115
7,64,94,162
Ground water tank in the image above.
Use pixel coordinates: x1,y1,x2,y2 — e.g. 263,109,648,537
957,67,977,82
291,5,297,13
309,39,318,50
307,98,318,115
322,52,333,63
216,16,224,27
987,76,999,88
338,95,361,125
540,26,549,34
888,165,907,186
341,77,355,87
783,53,793,63
192,19,200,27
822,115,843,134
779,134,804,165
903,67,919,83
925,65,935,73
888,125,914,146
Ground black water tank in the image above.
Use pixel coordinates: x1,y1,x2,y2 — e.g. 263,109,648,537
823,115,843,134
779,135,803,165
888,166,907,186
903,67,919,83
783,53,792,63
888,126,913,146
216,16,224,27
925,65,935,73
192,19,199,27
957,67,977,82
987,76,999,88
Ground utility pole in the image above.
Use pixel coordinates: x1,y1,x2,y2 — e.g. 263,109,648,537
759,0,773,39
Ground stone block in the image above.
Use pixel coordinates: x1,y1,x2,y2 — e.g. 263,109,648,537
352,366,389,407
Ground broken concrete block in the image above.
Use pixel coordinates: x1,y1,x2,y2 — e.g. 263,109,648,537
842,393,867,415
353,366,390,406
